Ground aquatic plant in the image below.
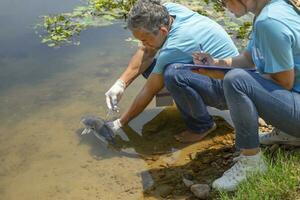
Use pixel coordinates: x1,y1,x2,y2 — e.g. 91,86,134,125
35,0,252,49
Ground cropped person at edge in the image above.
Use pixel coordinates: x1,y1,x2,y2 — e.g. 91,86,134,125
192,0,300,191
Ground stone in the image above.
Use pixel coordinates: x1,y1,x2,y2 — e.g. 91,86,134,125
190,184,210,199
182,178,194,188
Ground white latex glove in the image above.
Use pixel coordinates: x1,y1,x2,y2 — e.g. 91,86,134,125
106,119,122,133
105,79,126,111
106,119,130,141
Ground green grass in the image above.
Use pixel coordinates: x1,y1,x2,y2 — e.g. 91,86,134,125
217,149,300,200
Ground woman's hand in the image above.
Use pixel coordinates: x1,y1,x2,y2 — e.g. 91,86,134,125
192,52,224,79
192,51,217,65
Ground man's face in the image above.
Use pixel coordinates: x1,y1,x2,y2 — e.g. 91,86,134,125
132,28,167,50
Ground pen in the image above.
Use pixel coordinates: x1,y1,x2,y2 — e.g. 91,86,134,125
199,44,207,64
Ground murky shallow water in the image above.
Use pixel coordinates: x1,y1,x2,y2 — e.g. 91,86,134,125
0,0,157,199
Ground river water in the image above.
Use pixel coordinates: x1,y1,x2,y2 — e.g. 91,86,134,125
0,0,157,199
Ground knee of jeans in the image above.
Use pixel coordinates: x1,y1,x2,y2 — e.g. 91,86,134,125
163,63,186,90
223,68,249,90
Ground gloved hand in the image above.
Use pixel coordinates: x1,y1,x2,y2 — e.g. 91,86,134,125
105,79,126,111
106,118,122,133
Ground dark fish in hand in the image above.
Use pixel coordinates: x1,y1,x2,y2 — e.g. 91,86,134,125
81,116,116,146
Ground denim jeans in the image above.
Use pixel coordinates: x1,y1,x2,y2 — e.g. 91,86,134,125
223,68,300,149
163,64,300,150
164,63,227,133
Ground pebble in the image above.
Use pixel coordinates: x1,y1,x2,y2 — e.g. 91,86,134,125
182,178,194,188
190,184,210,199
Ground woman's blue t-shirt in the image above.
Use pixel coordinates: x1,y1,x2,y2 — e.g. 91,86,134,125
247,0,300,92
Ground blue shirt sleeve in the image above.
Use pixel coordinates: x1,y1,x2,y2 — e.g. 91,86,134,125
255,18,294,73
152,48,192,74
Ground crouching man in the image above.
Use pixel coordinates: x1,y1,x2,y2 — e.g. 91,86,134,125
105,0,238,142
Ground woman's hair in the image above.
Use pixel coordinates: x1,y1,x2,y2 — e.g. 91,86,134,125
127,0,170,34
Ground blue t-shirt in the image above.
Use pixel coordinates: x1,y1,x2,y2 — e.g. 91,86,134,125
247,0,300,92
152,3,239,74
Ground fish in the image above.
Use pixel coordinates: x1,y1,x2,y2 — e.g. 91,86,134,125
80,115,116,146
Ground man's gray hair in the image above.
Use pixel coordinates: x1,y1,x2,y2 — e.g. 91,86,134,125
127,0,170,34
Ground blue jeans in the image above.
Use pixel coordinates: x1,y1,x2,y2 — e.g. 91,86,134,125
223,68,300,149
164,63,227,133
163,64,300,149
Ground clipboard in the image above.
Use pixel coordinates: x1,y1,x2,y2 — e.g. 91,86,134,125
182,64,257,72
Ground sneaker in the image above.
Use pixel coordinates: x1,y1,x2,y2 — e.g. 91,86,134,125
212,152,267,191
259,128,300,146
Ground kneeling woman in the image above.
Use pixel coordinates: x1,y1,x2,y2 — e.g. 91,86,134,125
193,0,300,191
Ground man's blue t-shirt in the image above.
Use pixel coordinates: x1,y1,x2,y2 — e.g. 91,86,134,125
247,0,300,92
152,3,239,74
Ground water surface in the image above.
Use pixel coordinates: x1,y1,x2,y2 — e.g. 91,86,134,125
0,0,154,199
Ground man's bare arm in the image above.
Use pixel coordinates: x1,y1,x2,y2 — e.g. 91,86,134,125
120,46,157,87
120,73,164,125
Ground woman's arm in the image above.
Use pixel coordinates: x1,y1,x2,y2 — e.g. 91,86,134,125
192,50,255,79
269,69,295,90
215,50,255,68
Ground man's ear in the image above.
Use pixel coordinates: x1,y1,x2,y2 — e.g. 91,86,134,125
160,26,169,36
